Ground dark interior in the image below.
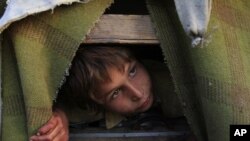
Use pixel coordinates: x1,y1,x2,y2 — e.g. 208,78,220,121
70,0,192,140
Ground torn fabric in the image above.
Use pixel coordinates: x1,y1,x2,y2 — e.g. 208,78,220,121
174,0,212,47
0,0,91,33
147,0,250,141
1,0,113,140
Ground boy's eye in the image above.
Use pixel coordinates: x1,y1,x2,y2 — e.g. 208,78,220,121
129,65,137,77
111,88,121,100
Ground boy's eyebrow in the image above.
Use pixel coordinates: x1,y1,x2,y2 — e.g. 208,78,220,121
101,62,132,99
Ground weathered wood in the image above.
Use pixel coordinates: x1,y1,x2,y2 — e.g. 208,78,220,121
84,14,159,44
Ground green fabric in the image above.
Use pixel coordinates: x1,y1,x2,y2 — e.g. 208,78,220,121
1,0,113,140
147,0,250,141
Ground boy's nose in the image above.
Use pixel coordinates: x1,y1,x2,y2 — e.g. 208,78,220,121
127,82,143,101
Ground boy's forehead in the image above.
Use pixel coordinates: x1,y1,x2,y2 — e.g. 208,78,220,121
106,60,133,78
94,61,132,99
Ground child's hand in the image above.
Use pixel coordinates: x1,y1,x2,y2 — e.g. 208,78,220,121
29,109,69,141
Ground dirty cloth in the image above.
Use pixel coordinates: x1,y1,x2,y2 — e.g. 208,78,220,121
147,0,250,141
0,0,212,45
0,0,113,140
174,0,212,47
0,0,91,33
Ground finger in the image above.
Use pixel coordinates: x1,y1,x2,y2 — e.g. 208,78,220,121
38,116,58,135
29,135,38,141
29,135,48,141
54,129,68,141
29,135,50,141
29,123,62,141
44,117,63,140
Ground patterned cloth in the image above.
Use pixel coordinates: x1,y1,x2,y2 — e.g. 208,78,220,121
147,0,250,141
0,0,113,140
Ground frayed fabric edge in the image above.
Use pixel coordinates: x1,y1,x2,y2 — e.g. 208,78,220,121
54,0,114,101
0,0,92,33
145,0,205,140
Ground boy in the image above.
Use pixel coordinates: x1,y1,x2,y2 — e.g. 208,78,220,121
30,46,182,141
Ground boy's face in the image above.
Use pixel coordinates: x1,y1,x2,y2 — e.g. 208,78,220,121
91,60,153,115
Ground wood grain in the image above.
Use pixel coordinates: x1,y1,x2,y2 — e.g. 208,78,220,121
84,14,159,44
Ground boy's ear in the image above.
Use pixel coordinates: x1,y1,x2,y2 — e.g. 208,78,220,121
90,94,105,104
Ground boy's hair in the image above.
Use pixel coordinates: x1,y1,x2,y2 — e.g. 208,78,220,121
59,46,135,110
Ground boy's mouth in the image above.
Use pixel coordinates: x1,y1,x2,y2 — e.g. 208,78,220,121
138,95,152,111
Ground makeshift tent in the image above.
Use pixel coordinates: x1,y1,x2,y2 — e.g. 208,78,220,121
0,0,250,141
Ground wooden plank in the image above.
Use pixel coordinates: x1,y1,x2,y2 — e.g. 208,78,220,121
84,14,159,44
